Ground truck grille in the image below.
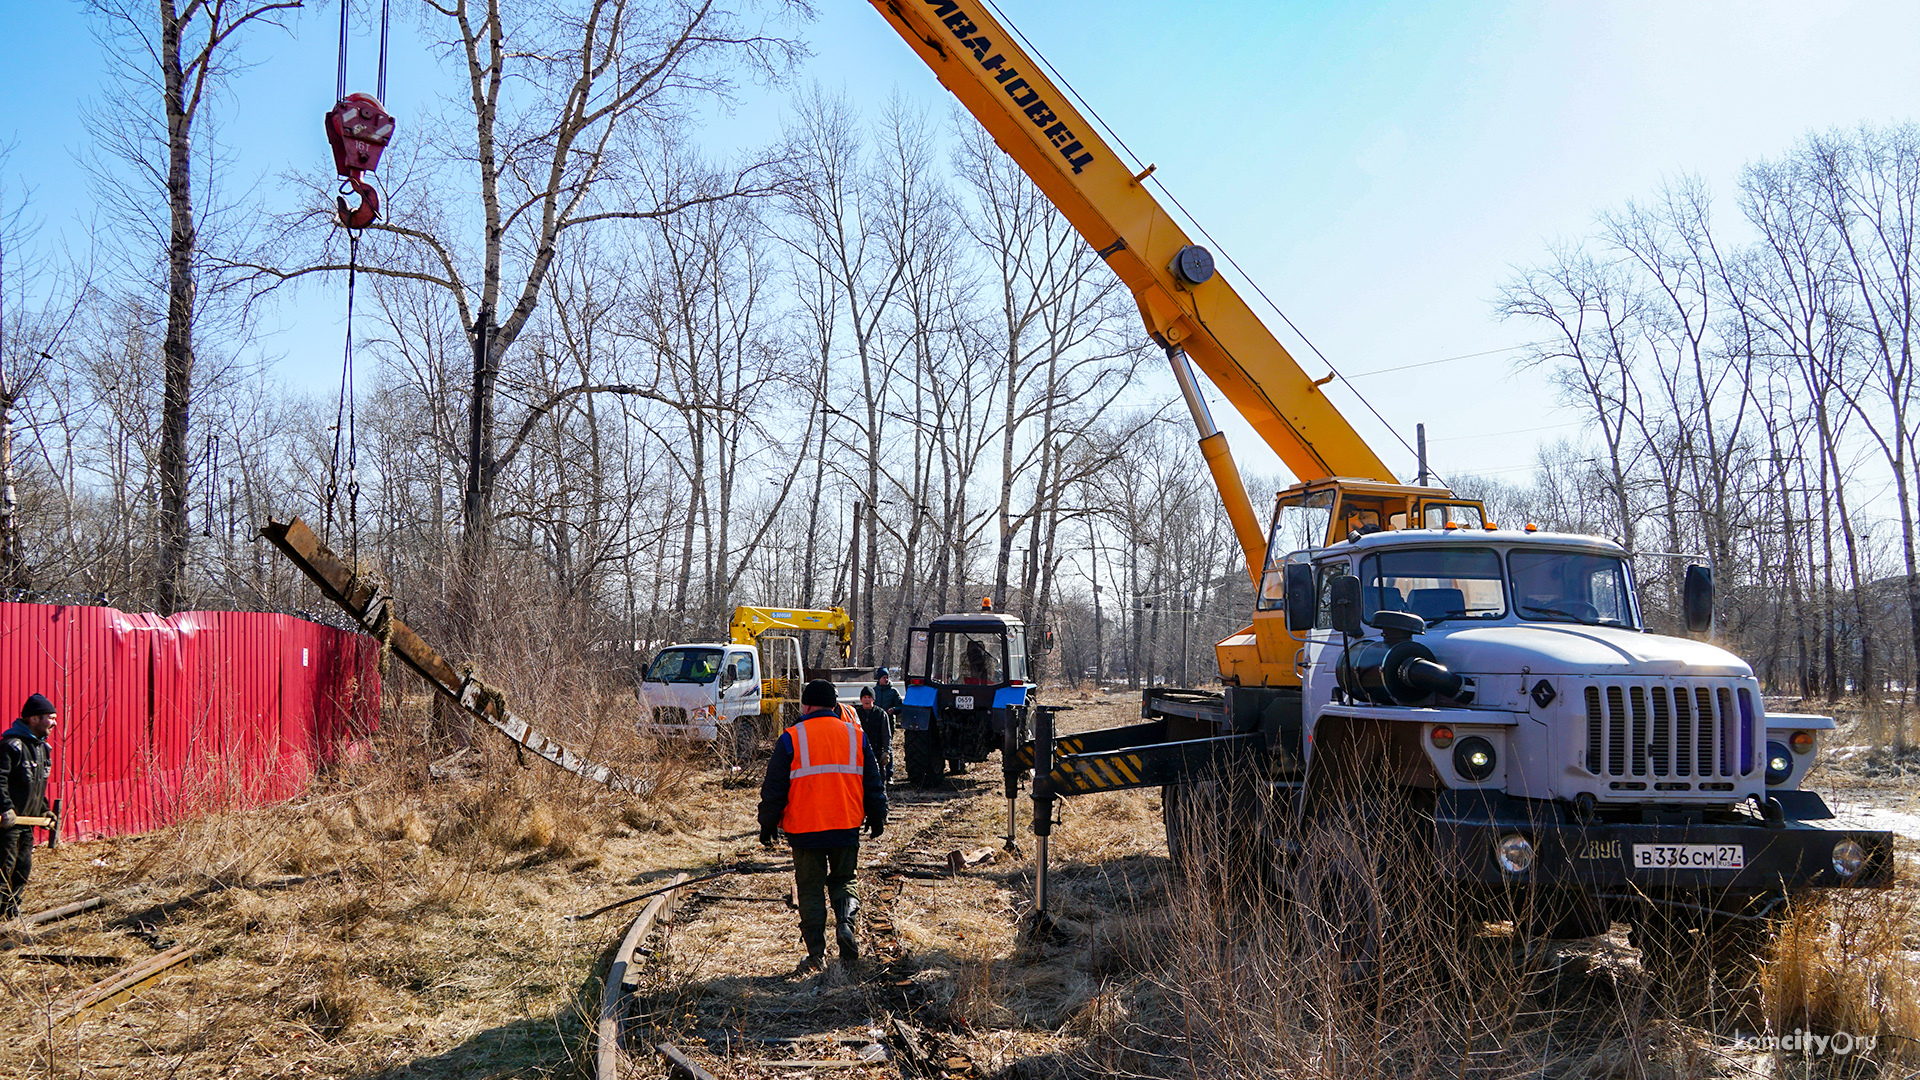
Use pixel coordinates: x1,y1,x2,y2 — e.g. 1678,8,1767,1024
1583,682,1754,790
651,706,689,726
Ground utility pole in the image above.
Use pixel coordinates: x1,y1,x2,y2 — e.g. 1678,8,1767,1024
848,501,864,664
1179,590,1191,686
1087,525,1104,684
1416,423,1429,487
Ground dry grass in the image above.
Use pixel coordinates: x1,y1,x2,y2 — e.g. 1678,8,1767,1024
3,684,1918,1080
0,678,718,1080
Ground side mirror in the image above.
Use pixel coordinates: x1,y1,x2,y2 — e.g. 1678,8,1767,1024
1284,563,1316,632
1329,575,1364,637
719,664,737,689
1683,563,1714,633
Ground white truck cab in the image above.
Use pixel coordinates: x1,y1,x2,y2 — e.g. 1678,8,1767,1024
638,643,763,741
1292,530,1774,810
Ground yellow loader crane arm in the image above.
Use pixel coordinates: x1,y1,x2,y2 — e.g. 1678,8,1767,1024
729,606,853,660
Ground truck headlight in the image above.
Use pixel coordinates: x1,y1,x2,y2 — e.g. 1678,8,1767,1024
1454,736,1497,782
1496,834,1535,874
1765,740,1793,786
1833,840,1867,879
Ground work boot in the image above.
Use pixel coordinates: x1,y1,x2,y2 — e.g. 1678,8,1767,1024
832,895,860,964
792,952,825,976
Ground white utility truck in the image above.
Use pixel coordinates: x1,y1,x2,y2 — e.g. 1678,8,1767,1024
638,606,871,761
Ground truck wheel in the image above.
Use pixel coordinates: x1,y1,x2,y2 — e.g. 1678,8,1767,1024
904,727,943,788
1162,780,1263,889
1292,818,1390,991
727,718,756,765
1631,911,1772,1018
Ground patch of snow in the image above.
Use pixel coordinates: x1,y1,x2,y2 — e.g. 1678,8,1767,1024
1826,801,1920,843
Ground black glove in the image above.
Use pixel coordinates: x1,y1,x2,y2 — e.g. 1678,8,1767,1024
868,819,885,840
760,825,778,847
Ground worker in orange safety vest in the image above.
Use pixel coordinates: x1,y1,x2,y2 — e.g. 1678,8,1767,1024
758,679,887,974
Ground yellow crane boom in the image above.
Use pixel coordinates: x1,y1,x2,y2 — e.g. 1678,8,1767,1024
729,606,853,656
869,2,1406,565
870,0,1484,687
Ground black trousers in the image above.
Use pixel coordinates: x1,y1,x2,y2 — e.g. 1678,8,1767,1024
0,826,31,918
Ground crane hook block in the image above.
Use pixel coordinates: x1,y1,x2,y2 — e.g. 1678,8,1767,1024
336,176,380,230
326,93,395,178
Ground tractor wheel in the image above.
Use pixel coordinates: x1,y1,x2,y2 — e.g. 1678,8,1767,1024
903,727,944,788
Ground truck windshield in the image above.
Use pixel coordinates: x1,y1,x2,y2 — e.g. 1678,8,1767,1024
1359,547,1506,624
929,631,1004,685
644,647,723,684
1510,550,1636,627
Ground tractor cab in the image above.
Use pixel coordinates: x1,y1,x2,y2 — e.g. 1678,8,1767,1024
897,611,1032,787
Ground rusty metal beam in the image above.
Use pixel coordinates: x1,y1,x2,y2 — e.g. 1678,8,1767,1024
261,516,653,794
51,941,204,1025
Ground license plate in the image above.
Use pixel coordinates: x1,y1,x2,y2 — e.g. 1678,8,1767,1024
1631,844,1745,870
955,695,974,710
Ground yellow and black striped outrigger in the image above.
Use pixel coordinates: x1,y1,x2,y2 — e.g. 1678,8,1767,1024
1014,719,1270,796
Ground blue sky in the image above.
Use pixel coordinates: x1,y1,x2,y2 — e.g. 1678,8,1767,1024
8,0,1920,492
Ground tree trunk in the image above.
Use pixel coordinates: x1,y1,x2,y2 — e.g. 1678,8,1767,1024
156,0,195,615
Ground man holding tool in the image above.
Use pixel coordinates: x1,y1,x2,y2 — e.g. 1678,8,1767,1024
1,694,58,919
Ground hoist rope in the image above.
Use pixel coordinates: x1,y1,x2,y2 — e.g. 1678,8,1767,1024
325,233,361,562
334,0,349,101
377,0,391,102
336,0,394,104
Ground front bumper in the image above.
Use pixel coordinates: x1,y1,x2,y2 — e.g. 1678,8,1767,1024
637,722,722,741
1434,790,1895,892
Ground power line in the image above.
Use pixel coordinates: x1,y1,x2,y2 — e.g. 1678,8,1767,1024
1429,421,1580,443
1345,341,1558,379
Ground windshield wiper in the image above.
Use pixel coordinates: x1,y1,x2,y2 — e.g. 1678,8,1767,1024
1421,608,1471,624
1522,604,1598,625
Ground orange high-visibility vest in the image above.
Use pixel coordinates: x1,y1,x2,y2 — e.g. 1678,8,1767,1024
781,705,866,834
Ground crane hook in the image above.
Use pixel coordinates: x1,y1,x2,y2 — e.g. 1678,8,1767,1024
336,175,380,230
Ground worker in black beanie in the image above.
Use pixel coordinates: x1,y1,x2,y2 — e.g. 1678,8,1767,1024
1,694,57,919
757,680,886,973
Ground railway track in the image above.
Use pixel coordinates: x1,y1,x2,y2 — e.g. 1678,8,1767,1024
592,797,1001,1080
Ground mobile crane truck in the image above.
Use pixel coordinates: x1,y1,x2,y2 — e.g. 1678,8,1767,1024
869,0,1893,967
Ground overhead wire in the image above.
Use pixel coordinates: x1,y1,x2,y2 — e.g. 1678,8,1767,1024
1345,340,1557,379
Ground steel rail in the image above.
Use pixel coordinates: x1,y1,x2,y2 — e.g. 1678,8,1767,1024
594,872,688,1080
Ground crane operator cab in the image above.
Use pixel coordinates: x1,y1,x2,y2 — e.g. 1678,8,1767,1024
1239,479,1489,688
898,610,1033,788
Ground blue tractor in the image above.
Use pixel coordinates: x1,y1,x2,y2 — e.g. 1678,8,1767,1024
898,610,1032,788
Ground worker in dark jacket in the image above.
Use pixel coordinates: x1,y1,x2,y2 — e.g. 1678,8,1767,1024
853,687,892,785
871,668,902,715
1,694,57,919
758,680,886,973
871,669,902,786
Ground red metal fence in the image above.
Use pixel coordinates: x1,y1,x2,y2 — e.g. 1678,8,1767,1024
0,603,381,842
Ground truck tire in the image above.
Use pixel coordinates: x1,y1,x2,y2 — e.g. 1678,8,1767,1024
1630,911,1772,1016
1291,814,1391,990
1162,780,1252,886
904,727,944,788
728,717,756,765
